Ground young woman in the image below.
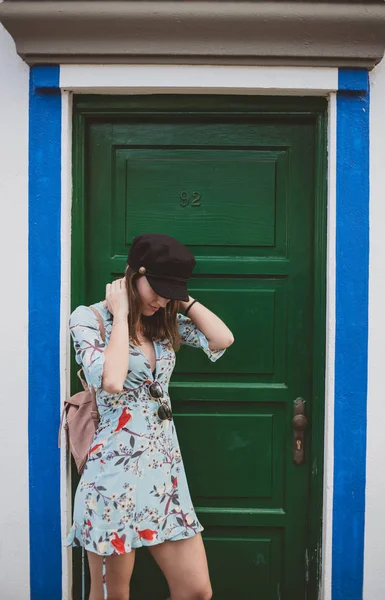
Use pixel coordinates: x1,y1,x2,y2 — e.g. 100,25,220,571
64,233,234,600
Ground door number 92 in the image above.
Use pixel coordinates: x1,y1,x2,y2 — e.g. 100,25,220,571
180,191,202,207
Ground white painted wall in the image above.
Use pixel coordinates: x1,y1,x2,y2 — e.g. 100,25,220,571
320,92,337,600
60,64,338,95
364,54,385,600
61,91,73,600
0,23,30,600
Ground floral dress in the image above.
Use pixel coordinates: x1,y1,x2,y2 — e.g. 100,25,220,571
64,301,225,557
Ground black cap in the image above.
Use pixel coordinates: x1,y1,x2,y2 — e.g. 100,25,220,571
127,233,196,301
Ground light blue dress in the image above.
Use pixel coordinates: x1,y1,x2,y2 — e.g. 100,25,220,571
64,301,225,556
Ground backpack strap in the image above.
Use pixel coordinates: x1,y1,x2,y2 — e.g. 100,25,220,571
77,368,88,391
58,305,105,450
89,306,106,342
70,307,106,391
88,306,105,422
74,307,106,395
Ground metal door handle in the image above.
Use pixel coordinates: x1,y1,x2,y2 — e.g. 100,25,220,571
292,398,307,465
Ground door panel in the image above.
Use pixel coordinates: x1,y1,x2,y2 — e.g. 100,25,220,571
121,149,277,246
75,98,324,599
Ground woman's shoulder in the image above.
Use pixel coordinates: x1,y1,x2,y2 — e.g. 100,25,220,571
70,301,110,325
90,300,112,322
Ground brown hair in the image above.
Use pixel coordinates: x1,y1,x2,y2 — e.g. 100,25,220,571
124,266,181,350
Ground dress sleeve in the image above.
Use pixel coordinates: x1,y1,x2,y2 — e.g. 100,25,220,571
69,305,106,390
176,312,226,362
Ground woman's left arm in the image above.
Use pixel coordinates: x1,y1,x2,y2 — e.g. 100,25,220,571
179,296,234,351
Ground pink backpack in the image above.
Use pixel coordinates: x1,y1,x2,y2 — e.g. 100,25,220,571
58,306,105,474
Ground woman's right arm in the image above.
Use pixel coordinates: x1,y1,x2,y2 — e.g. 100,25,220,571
101,278,130,395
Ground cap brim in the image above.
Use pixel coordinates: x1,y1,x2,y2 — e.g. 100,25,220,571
146,275,189,302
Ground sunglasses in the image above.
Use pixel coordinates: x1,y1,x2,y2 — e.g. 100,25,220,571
146,379,173,421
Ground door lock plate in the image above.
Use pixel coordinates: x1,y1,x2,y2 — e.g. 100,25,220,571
292,398,307,465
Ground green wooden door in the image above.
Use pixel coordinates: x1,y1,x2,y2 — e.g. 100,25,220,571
72,96,326,600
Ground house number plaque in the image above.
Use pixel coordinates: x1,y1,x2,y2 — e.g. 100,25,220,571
180,191,202,207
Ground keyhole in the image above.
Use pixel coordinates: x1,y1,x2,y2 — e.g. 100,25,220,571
296,439,302,450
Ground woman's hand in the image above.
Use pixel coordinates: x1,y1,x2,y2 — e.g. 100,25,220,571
105,278,129,318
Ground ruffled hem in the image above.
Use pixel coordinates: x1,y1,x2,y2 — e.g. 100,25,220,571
64,520,204,556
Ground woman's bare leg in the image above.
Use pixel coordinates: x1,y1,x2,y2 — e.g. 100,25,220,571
87,549,136,600
148,533,212,600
